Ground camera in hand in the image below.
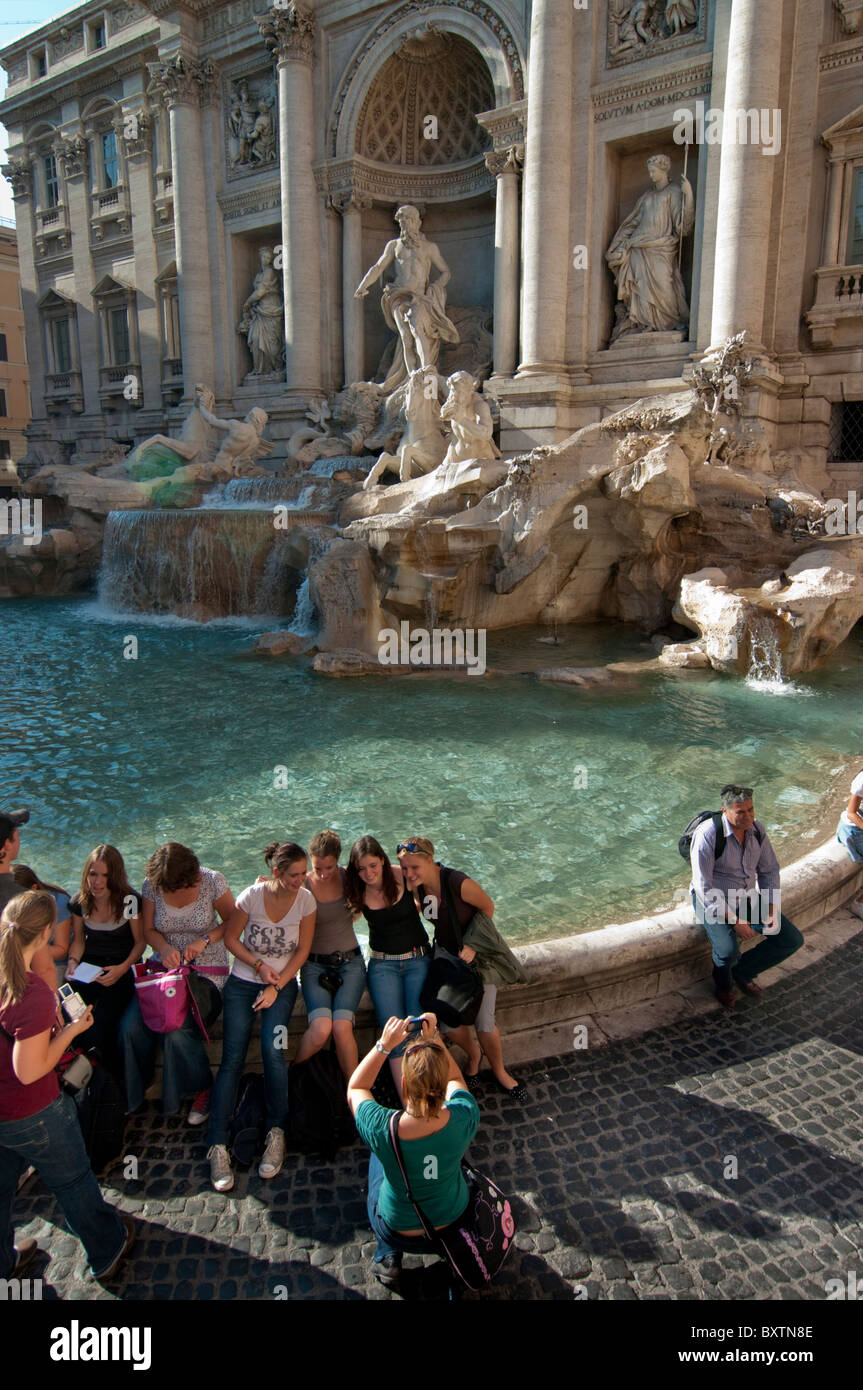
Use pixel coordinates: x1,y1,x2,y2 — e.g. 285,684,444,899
406,1016,425,1037
58,982,89,1023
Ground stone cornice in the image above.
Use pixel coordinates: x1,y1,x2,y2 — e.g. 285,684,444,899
820,39,863,70
218,181,280,220
0,34,158,125
314,153,494,205
476,99,527,151
254,5,315,66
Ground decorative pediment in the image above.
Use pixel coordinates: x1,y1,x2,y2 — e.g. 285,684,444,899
37,287,75,309
91,273,134,298
153,260,177,284
822,103,863,155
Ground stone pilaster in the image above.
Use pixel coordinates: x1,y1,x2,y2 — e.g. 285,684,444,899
709,0,783,353
822,155,846,267
485,146,522,379
256,4,323,398
147,54,217,401
61,131,100,416
119,104,160,414
517,0,573,376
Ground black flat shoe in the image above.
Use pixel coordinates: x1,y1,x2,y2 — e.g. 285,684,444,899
497,1080,528,1102
465,1072,482,1093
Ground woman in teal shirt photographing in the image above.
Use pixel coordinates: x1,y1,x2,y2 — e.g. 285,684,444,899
348,1012,478,1290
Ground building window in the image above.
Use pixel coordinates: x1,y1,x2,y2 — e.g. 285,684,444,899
52,317,72,373
0,390,6,417
89,21,106,51
0,333,6,362
31,50,47,80
108,305,130,366
101,131,118,189
0,441,10,460
829,402,863,463
849,167,863,265
43,153,60,209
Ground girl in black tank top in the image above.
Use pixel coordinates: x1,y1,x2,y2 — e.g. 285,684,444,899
346,837,430,1081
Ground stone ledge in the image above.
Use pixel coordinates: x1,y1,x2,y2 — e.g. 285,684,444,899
148,836,863,1089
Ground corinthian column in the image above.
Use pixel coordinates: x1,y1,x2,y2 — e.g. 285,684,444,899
709,0,783,352
485,146,522,378
517,0,573,376
147,55,217,400
335,194,372,386
256,4,323,398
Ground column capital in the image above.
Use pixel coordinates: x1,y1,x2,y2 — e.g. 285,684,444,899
2,155,31,199
330,192,373,215
255,4,316,66
116,108,152,160
54,134,88,180
485,144,524,178
147,53,217,109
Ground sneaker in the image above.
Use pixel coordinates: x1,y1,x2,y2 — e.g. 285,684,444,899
373,1253,402,1288
188,1088,211,1126
258,1127,285,1180
849,899,863,921
207,1144,234,1192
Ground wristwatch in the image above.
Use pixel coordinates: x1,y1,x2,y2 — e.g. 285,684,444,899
201,934,211,947
375,1041,390,1055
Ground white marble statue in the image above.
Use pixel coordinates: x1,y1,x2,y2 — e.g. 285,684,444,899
125,383,219,477
605,153,694,341
354,204,459,395
362,366,447,488
197,402,273,475
665,0,698,35
440,371,501,466
238,246,284,379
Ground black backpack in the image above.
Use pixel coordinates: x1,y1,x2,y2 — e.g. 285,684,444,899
74,1060,127,1173
229,1072,267,1167
679,810,763,861
289,1050,355,1161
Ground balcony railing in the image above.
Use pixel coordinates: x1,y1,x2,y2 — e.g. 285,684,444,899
44,370,84,413
89,184,131,240
35,204,70,256
806,263,863,348
99,362,142,407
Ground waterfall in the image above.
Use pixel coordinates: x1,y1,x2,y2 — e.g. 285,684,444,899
98,509,302,619
747,616,784,683
201,477,320,510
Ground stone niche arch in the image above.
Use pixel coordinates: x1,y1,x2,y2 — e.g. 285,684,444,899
323,3,525,389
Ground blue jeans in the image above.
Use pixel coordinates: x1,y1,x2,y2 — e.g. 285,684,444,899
367,953,431,1058
301,953,367,1023
119,997,212,1115
367,1152,438,1263
837,821,863,862
0,1092,126,1279
207,974,298,1146
692,891,803,992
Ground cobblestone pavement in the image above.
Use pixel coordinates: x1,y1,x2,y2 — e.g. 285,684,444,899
10,930,863,1303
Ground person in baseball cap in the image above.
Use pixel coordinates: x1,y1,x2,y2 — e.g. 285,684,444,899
0,809,29,915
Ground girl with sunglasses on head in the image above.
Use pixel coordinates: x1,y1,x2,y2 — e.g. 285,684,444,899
397,836,527,1101
347,1011,478,1289
344,836,431,1085
206,841,316,1192
293,830,366,1081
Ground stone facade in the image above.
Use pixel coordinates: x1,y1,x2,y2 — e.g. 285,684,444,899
0,0,862,468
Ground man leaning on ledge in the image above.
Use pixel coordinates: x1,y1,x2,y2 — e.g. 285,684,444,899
690,785,803,1009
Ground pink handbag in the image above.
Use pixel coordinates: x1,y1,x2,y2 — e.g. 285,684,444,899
133,962,189,1033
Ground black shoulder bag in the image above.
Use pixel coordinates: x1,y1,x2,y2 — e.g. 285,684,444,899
387,1110,517,1290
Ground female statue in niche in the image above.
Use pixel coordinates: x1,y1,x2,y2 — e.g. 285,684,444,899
238,246,284,379
605,153,694,342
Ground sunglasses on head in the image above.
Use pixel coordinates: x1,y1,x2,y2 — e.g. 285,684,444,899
397,842,421,854
722,785,753,800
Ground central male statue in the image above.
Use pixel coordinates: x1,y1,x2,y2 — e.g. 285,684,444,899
355,204,459,395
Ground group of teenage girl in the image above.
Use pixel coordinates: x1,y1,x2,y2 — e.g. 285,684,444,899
1,818,525,1285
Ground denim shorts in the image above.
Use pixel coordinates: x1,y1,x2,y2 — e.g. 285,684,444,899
301,952,368,1023
837,820,863,863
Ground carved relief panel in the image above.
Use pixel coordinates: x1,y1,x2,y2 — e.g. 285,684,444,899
224,69,278,180
608,1,706,68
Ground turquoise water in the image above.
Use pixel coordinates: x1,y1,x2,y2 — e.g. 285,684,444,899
2,597,861,943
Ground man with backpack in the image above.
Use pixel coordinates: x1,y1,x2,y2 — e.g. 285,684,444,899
687,784,803,1008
